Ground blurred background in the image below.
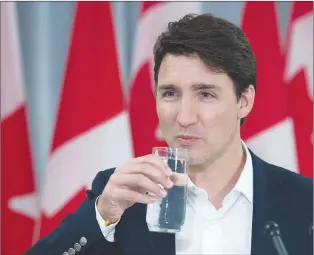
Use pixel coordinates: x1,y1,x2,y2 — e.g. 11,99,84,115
1,1,313,254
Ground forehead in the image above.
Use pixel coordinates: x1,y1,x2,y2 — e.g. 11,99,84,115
157,54,233,89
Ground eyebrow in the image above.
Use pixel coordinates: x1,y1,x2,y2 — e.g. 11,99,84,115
191,83,221,91
157,83,221,91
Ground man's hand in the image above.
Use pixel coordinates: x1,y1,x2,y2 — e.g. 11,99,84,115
97,155,174,222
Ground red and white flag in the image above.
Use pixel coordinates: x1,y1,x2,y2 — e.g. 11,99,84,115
241,2,299,173
1,2,38,254
38,2,133,238
284,2,313,177
129,2,201,157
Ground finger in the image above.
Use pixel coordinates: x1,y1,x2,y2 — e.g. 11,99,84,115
135,155,173,176
117,189,158,204
129,163,173,189
113,173,168,198
117,158,173,189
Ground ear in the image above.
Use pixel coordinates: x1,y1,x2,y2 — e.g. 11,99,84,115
238,84,255,119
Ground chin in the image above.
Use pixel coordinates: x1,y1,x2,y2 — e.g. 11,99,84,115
189,155,208,166
184,148,208,166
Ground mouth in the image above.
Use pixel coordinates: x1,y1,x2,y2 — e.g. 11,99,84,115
176,135,200,146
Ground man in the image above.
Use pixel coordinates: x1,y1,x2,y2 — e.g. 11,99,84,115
26,13,313,255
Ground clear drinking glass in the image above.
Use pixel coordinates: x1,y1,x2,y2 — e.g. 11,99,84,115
146,147,189,233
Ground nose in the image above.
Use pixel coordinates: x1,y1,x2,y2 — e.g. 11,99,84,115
176,98,198,128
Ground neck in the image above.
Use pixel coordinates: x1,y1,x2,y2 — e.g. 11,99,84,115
189,136,246,209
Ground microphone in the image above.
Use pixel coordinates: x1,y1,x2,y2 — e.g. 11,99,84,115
264,221,289,255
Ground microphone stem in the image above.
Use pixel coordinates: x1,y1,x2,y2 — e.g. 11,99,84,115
272,236,289,255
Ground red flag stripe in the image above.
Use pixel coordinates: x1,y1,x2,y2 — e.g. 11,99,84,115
51,2,125,151
1,2,38,254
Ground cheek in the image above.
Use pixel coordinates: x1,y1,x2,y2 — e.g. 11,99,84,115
201,101,238,129
156,103,176,127
156,103,178,142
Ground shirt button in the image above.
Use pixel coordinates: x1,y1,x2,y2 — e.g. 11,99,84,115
68,248,76,255
74,243,81,252
79,237,87,246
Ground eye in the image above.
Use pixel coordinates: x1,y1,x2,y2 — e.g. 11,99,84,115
199,92,214,99
162,91,176,98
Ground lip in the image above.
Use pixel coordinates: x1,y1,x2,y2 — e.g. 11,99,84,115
176,135,199,146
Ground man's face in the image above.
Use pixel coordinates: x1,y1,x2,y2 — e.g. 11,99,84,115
156,54,254,166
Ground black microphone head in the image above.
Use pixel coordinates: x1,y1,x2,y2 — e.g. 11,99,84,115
264,221,281,237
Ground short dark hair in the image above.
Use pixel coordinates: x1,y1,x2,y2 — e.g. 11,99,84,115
153,13,256,125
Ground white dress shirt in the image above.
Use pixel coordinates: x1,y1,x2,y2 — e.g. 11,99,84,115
95,142,253,254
